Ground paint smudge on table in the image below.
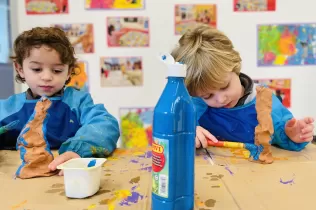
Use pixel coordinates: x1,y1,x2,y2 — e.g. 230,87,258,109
107,156,119,161
137,151,152,158
205,199,216,207
129,176,140,184
131,185,139,191
130,159,139,163
211,185,221,188
224,165,234,175
119,191,144,206
139,166,152,172
195,194,205,207
280,178,295,185
51,183,64,188
120,169,129,173
87,204,96,209
46,189,64,193
100,190,131,210
132,151,145,156
99,185,144,210
11,200,27,209
195,194,217,209
210,174,224,181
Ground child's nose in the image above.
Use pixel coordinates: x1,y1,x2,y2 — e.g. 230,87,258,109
41,71,53,81
217,94,227,104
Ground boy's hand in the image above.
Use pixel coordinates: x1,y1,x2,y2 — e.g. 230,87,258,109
195,126,218,148
285,117,314,143
48,151,80,176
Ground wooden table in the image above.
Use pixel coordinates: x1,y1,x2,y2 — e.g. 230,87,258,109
1,144,316,210
0,147,228,210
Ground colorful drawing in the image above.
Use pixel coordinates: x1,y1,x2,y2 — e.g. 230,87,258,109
258,24,316,66
85,0,144,10
25,0,68,14
100,57,143,87
66,61,89,92
253,79,291,108
175,4,217,35
51,24,94,54
120,107,153,148
234,0,276,12
107,17,149,47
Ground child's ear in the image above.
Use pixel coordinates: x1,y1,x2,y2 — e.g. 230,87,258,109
14,62,24,78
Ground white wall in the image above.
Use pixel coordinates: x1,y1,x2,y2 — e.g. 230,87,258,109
13,0,316,139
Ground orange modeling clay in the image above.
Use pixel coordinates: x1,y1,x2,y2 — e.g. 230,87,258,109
254,86,274,164
15,97,57,179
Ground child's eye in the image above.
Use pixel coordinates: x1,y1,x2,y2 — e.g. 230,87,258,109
31,68,41,72
53,70,63,74
204,94,213,100
221,83,230,90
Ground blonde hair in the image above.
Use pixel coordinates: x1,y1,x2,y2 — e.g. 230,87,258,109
171,24,242,96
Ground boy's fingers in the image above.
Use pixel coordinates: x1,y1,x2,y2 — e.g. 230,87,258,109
300,132,314,142
197,135,208,148
195,137,201,148
197,132,207,148
301,136,313,142
201,128,218,143
302,125,314,134
48,152,80,171
48,156,66,171
201,139,208,148
305,117,314,124
299,120,306,130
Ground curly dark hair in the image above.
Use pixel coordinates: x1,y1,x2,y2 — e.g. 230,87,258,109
10,27,79,84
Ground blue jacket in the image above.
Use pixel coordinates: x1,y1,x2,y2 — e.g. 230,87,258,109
193,94,308,151
0,87,120,157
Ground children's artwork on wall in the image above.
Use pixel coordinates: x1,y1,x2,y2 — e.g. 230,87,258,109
100,56,143,87
0,0,11,63
25,0,69,14
234,0,276,12
66,61,89,92
85,0,144,10
120,107,153,148
107,17,149,47
258,24,316,66
253,79,291,108
51,24,94,54
175,4,217,36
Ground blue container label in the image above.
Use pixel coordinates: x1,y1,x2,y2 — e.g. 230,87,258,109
152,137,169,198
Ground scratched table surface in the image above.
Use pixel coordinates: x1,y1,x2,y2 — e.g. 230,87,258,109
2,144,316,210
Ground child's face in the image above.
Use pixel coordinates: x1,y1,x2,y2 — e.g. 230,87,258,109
198,72,244,108
15,45,71,97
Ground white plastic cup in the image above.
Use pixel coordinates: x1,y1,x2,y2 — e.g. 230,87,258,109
57,158,106,198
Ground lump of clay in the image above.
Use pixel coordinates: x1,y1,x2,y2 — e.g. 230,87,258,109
15,96,57,179
254,86,274,164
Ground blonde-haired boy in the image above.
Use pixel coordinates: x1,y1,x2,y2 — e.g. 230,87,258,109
171,24,314,151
